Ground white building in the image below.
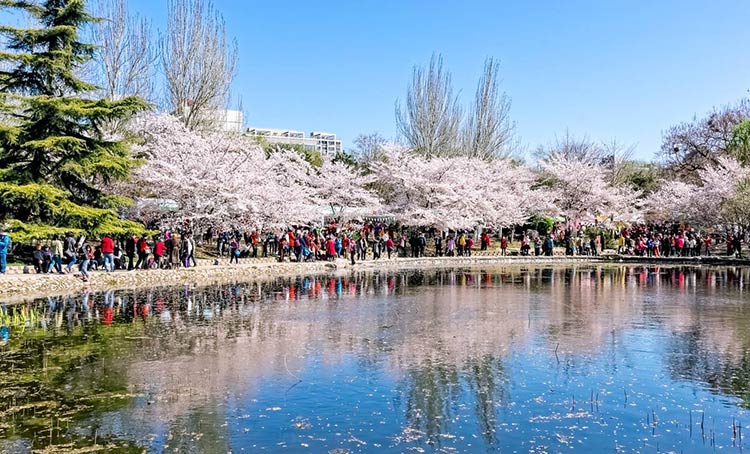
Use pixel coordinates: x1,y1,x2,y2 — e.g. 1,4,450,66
246,127,343,156
178,104,245,133
309,131,342,156
214,110,244,133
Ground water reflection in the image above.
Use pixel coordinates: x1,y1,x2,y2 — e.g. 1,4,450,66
0,265,749,453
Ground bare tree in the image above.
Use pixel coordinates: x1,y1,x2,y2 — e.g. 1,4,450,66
535,131,606,163
353,132,387,165
92,0,156,106
396,53,462,157
602,139,637,186
537,133,649,190
462,57,514,159
660,99,750,181
161,0,237,131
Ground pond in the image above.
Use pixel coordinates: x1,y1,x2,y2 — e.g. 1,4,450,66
1,265,750,453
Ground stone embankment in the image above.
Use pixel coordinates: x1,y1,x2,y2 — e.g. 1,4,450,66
1,254,748,302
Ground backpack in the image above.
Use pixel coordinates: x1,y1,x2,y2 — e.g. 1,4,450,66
64,237,76,257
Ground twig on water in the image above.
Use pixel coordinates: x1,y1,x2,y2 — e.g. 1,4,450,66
713,416,716,447
554,343,560,363
284,354,301,382
283,354,303,394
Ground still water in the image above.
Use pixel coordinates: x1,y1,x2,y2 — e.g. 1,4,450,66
1,265,750,453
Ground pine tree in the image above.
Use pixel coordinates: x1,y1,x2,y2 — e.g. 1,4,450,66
0,0,149,242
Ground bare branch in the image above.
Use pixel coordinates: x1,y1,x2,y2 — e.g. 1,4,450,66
395,53,462,158
353,132,387,165
462,57,515,159
660,99,750,181
160,0,238,131
535,130,606,163
92,0,156,103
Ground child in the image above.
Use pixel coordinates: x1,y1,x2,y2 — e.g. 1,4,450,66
79,244,93,282
229,237,240,264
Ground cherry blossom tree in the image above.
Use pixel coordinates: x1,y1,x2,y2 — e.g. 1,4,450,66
128,114,318,229
309,159,380,218
369,145,540,230
646,157,750,228
134,115,258,226
441,156,541,228
369,145,458,228
723,178,750,229
538,152,643,226
260,148,320,227
645,180,702,225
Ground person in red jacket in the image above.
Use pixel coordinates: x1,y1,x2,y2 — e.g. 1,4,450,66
134,237,150,269
101,234,115,272
481,232,491,250
385,236,395,259
326,236,336,261
154,238,167,269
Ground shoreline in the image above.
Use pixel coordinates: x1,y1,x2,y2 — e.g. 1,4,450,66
0,254,748,303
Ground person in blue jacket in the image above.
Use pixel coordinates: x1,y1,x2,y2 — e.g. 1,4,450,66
0,228,10,274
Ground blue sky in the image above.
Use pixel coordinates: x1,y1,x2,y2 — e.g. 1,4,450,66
32,1,750,159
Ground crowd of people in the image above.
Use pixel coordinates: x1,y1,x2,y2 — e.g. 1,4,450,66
615,224,743,258
207,222,454,264
540,222,746,259
27,231,199,281
208,223,507,264
3,220,748,278
17,221,495,279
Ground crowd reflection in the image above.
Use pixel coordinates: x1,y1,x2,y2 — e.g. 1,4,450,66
3,265,746,340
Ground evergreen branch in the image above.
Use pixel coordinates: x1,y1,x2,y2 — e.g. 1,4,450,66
0,1,44,16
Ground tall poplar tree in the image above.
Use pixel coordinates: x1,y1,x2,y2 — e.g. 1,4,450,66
0,0,149,241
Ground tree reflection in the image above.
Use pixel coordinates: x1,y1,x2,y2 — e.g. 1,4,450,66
666,325,750,408
464,354,506,446
396,352,507,449
400,351,460,447
0,311,143,451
